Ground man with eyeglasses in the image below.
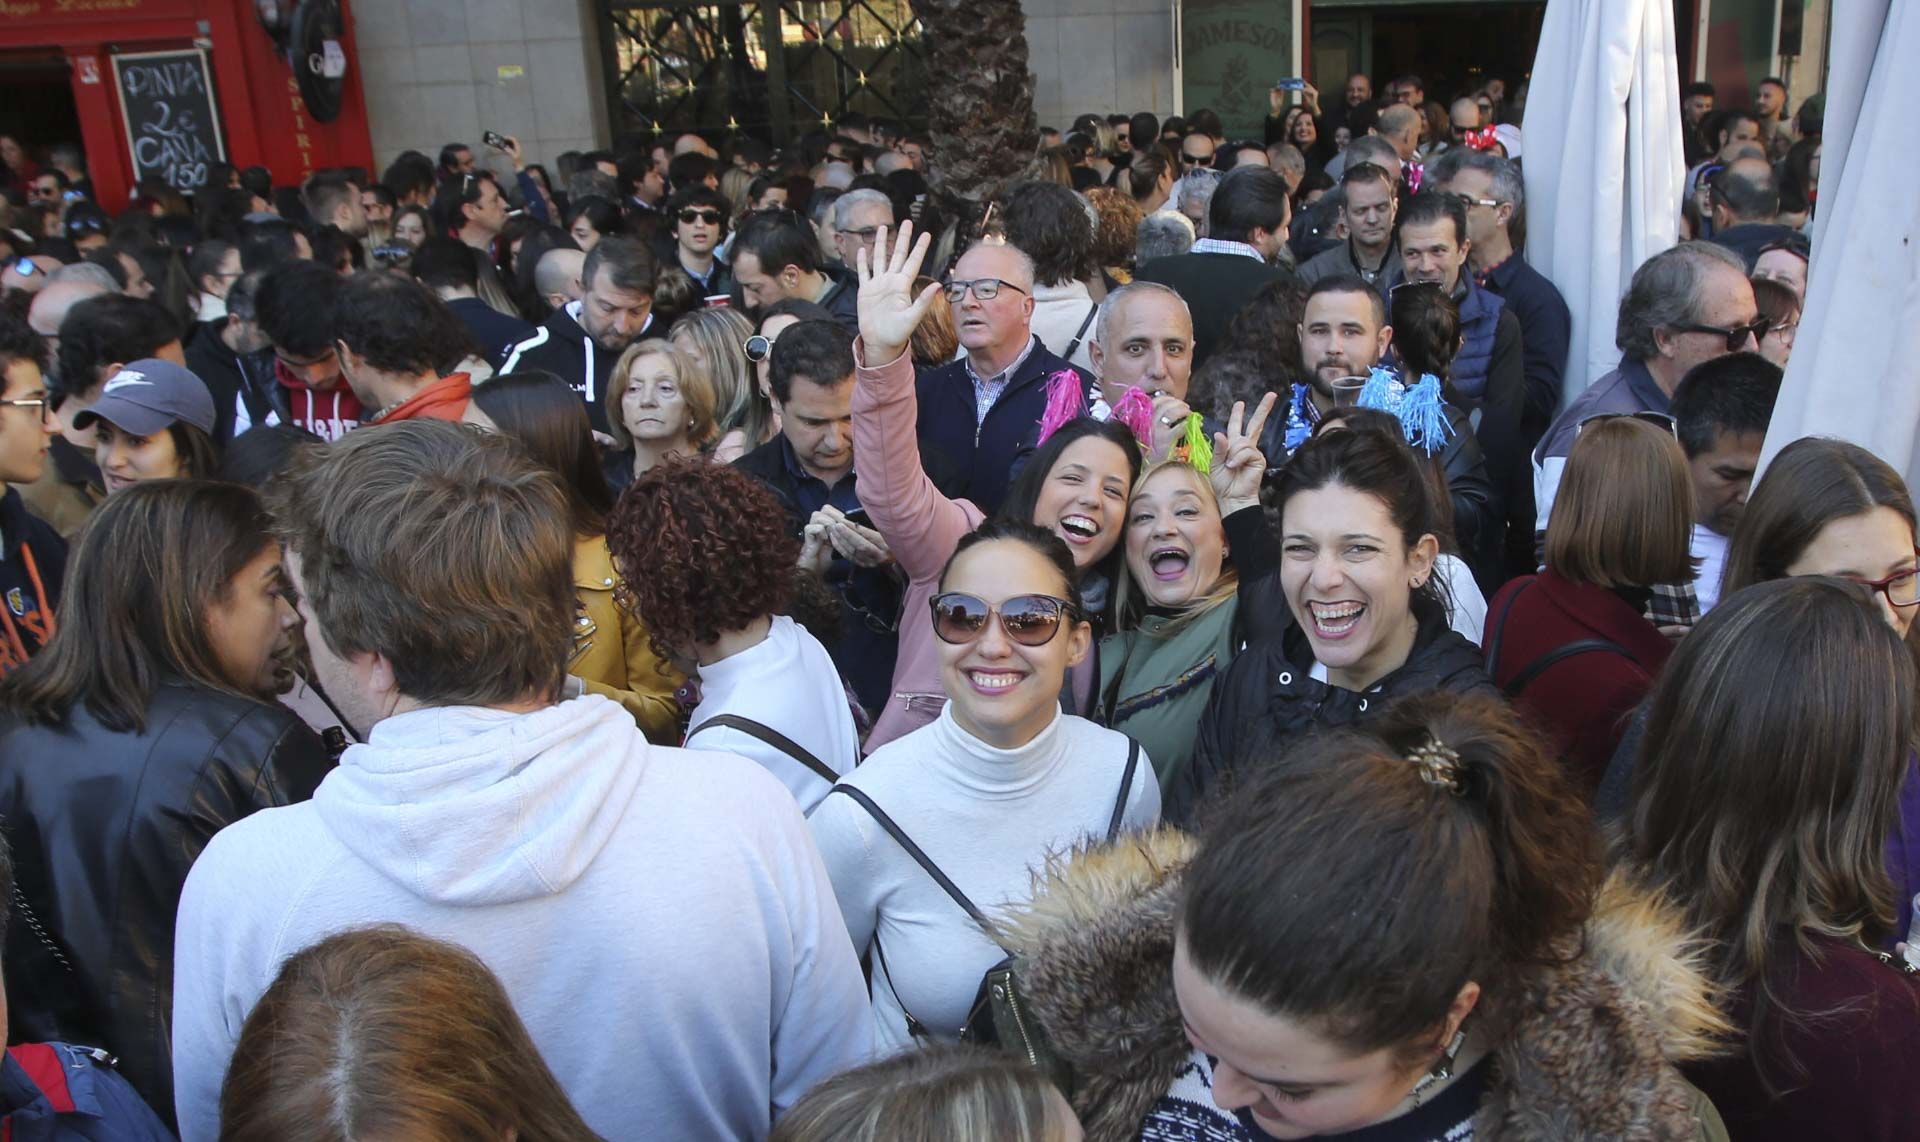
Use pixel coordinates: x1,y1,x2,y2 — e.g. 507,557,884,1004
914,240,1087,515
0,311,64,677
731,209,860,333
1534,241,1760,534
1297,161,1403,291
1447,98,1483,149
831,190,896,276
665,185,734,296
1427,148,1571,441
1178,132,1217,172
27,172,68,207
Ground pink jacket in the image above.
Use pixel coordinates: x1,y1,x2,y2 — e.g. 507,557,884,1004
853,341,985,751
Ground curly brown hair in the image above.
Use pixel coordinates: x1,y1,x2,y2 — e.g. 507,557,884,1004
1085,187,1144,271
606,456,799,664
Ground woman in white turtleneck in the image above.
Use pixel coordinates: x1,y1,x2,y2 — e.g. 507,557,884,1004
809,520,1161,1053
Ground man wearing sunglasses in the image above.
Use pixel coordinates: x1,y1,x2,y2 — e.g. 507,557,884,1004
665,186,734,296
0,311,65,677
1177,132,1217,172
1534,241,1760,536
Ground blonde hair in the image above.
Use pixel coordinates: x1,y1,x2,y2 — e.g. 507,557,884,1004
668,306,771,446
770,1044,1070,1142
910,274,958,367
218,925,603,1141
606,339,719,452
1544,417,1694,588
719,166,755,221
1112,459,1240,633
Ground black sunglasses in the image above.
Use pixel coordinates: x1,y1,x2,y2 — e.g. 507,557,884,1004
1179,151,1212,165
930,592,1078,647
678,208,724,225
1674,317,1770,352
744,334,772,363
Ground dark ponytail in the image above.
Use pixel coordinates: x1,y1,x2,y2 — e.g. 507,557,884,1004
1388,281,1460,383
1179,692,1600,1058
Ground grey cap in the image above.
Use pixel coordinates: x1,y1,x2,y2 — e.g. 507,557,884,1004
74,358,217,437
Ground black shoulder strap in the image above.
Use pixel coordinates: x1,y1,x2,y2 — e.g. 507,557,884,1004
688,714,842,785
1063,301,1099,360
1106,739,1141,842
829,785,996,933
1503,639,1638,698
1483,576,1532,671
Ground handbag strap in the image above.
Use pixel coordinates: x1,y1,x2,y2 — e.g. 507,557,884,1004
829,785,999,937
1482,576,1532,671
1486,578,1641,699
1063,301,1099,361
1106,739,1141,842
689,714,843,785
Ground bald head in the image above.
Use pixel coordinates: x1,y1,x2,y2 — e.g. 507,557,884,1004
1712,157,1780,224
534,247,586,306
952,241,1037,367
1449,98,1482,132
1376,105,1423,162
28,277,113,357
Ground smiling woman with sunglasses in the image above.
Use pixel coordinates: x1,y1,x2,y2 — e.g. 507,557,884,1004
809,520,1159,1053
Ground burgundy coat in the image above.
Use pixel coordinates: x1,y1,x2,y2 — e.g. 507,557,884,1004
1483,569,1672,795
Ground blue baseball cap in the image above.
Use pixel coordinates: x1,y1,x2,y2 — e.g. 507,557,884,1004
74,358,217,437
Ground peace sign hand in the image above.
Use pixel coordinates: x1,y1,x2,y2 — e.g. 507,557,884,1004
1211,391,1278,515
856,220,942,366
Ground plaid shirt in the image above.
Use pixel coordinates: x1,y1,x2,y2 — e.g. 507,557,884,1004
964,336,1038,425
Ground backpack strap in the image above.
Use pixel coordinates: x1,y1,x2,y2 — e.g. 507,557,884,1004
1503,639,1638,698
1106,739,1141,842
1483,576,1532,670
1063,301,1099,361
689,714,843,786
829,785,998,937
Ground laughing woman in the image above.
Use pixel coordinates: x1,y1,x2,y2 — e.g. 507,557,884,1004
852,222,1142,750
1166,424,1496,823
1097,397,1278,795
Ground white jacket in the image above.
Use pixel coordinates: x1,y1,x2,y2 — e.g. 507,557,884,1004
171,694,872,1141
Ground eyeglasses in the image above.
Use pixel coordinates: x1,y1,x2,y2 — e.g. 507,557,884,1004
1846,555,1920,611
1674,317,1770,352
678,208,724,225
838,225,882,241
0,395,53,421
30,184,59,199
1179,151,1213,166
944,278,1027,303
744,334,772,362
930,592,1079,647
1575,410,1678,438
1450,192,1501,210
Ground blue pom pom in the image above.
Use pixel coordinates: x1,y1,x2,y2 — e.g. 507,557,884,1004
1358,365,1401,413
1399,373,1452,454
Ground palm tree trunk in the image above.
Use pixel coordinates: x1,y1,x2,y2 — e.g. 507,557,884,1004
908,0,1037,209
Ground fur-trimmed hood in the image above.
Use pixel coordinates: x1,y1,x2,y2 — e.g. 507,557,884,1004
992,829,1734,1142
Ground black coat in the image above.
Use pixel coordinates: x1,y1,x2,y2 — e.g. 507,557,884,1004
0,680,333,1127
914,337,1087,517
1164,592,1496,824
1134,251,1292,367
501,303,664,433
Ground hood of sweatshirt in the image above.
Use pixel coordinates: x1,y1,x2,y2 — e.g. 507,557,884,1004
311,694,650,906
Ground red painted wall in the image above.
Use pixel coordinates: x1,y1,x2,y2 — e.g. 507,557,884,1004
0,0,372,207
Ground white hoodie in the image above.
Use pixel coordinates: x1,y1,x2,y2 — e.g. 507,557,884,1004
171,694,872,1142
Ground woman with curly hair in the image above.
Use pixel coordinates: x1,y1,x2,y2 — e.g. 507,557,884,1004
466,372,684,741
1085,187,1144,287
607,457,857,810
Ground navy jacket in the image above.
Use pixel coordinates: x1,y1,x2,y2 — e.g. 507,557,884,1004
1479,254,1572,438
0,1043,172,1140
914,336,1087,517
447,296,536,369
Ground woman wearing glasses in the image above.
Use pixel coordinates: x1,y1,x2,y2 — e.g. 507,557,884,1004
1483,416,1693,796
808,519,1159,1052
851,224,1142,751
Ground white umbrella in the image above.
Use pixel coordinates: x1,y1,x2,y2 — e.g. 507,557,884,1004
1759,0,1920,486
1520,0,1687,405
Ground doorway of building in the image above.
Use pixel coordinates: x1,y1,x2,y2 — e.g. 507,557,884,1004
0,52,83,163
1310,2,1547,111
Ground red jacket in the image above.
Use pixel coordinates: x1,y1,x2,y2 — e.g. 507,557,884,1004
1483,569,1672,795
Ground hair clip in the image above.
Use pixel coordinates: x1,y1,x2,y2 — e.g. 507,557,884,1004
1406,735,1464,794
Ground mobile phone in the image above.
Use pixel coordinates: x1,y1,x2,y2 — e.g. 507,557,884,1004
62,189,85,203
483,130,508,150
842,508,873,528
1273,78,1307,91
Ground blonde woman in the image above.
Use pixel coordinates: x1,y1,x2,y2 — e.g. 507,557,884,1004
668,306,772,463
1098,401,1274,795
772,1043,1082,1142
605,340,718,491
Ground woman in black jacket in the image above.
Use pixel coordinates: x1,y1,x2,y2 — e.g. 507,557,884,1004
1167,425,1495,822
0,480,332,1129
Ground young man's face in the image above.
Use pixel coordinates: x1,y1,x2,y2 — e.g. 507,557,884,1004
1684,93,1715,124
1688,429,1765,535
0,356,55,487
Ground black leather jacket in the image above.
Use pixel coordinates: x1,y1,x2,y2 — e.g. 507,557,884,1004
0,679,332,1128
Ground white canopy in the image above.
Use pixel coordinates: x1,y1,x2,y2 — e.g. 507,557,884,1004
1521,0,1687,404
1758,0,1920,486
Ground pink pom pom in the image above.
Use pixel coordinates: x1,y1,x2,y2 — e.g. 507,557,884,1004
1111,386,1155,449
1036,370,1086,445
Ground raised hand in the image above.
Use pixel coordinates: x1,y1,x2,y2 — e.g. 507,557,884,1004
1211,391,1278,515
856,220,942,366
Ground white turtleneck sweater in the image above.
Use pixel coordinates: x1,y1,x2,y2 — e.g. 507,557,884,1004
808,705,1159,1053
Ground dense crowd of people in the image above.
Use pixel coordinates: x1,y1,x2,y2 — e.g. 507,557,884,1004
0,64,1902,1142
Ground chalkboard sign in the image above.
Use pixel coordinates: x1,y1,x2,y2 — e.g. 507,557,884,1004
112,49,227,193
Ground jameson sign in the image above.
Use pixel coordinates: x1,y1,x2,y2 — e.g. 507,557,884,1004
1181,0,1294,139
112,49,227,192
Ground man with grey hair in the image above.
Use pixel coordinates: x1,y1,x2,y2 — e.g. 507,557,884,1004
830,189,895,273
1087,281,1199,459
1172,168,1220,236
1706,157,1796,268
1267,142,1307,195
1533,241,1759,528
1322,132,1403,185
1135,211,1195,265
26,268,115,366
913,240,1087,514
1373,103,1423,166
1428,147,1570,437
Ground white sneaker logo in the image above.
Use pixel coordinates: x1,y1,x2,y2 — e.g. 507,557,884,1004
104,370,153,393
